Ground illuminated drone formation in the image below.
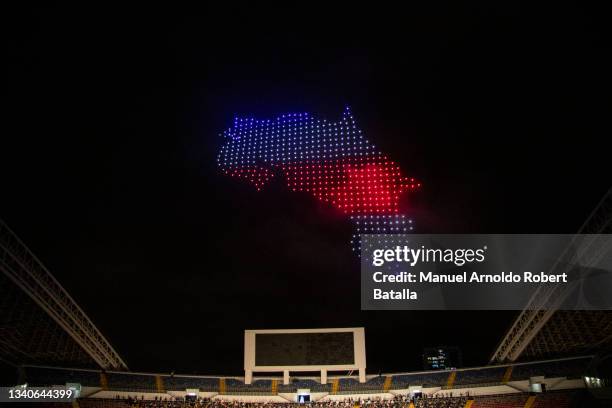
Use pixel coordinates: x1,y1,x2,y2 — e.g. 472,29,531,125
217,107,421,252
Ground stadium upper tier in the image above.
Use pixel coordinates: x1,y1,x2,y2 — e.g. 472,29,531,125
22,356,591,394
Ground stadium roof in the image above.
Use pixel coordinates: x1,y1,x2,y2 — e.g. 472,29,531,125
0,219,127,370
492,189,612,362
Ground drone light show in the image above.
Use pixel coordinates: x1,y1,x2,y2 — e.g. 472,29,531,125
217,107,421,251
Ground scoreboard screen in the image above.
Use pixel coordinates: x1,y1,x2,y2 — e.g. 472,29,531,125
255,332,354,366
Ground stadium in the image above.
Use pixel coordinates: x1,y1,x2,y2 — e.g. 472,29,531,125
4,3,612,408
1,190,612,406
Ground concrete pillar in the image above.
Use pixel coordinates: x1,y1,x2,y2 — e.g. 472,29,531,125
245,370,252,385
321,369,327,384
283,370,290,385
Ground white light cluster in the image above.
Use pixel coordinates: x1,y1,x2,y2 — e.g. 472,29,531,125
350,215,414,255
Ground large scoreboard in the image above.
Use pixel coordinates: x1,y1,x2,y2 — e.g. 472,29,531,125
244,328,366,385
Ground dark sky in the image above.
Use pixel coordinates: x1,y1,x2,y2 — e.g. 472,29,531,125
3,3,611,375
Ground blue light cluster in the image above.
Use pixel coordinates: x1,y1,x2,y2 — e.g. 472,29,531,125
217,107,375,168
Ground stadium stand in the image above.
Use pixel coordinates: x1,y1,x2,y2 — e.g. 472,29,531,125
415,395,468,408
337,376,386,393
278,379,330,393
24,366,101,387
510,358,590,381
453,366,507,387
16,404,72,408
162,375,218,391
392,371,450,388
470,393,529,408
106,372,157,392
21,356,592,394
469,390,585,408
32,391,596,408
225,378,273,394
531,390,578,408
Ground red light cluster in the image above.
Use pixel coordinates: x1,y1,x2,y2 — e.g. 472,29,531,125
280,155,420,215
223,166,273,191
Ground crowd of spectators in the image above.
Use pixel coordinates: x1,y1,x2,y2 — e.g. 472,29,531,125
79,396,210,408
414,395,467,408
75,392,584,408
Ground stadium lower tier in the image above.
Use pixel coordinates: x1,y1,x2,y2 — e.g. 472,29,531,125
13,391,608,408
20,356,591,394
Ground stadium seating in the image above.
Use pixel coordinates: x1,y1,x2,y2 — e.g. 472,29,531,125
21,356,592,395
24,366,100,387
278,378,330,393
106,372,156,392
415,396,467,408
531,390,578,407
17,404,72,408
337,376,386,393
225,378,272,394
471,393,529,408
162,375,218,391
392,371,450,388
470,390,583,408
510,357,590,381
453,366,506,387
73,392,588,408
78,399,132,408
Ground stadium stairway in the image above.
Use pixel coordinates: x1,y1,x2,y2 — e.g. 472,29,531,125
100,372,108,391
446,371,456,389
271,379,278,394
155,375,164,393
331,378,339,395
219,378,226,395
464,400,474,408
382,376,392,392
523,395,536,408
502,366,513,383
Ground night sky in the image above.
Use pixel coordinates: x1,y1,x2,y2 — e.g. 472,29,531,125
4,3,611,375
